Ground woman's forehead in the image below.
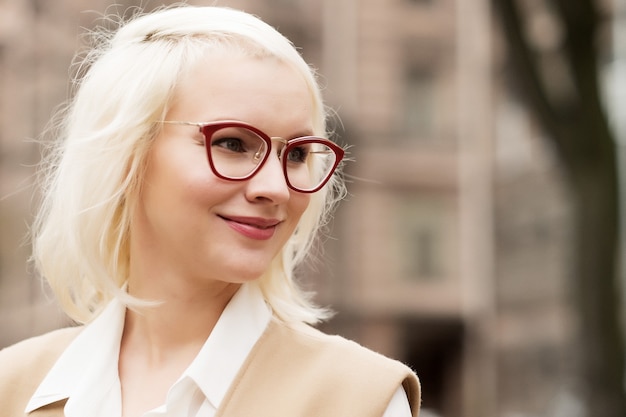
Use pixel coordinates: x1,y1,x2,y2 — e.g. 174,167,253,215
166,52,315,130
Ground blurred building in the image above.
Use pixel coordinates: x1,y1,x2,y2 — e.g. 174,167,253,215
0,1,580,417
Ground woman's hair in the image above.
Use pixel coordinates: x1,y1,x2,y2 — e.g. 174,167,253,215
31,5,346,325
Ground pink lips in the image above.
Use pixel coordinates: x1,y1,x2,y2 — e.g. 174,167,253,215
220,215,281,240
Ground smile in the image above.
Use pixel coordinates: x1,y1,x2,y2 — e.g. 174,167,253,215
219,215,281,240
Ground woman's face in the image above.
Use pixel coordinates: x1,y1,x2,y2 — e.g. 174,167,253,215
130,51,313,291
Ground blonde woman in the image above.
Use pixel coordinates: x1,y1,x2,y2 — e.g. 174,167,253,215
0,6,420,417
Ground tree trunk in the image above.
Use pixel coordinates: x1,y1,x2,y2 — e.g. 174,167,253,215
571,156,626,417
494,0,626,415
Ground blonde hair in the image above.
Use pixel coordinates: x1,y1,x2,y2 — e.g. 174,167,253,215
32,5,346,325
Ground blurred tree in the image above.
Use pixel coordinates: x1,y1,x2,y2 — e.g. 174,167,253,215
494,0,626,416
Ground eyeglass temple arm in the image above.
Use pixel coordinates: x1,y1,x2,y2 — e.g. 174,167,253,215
159,121,204,127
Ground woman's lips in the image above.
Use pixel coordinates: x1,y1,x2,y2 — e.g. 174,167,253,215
219,215,281,240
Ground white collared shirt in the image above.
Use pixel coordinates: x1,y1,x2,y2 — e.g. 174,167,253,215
26,284,411,417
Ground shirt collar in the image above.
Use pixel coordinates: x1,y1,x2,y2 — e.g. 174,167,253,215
182,283,271,409
25,295,125,414
25,283,271,414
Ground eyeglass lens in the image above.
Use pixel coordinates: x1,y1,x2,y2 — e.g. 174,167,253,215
207,126,338,192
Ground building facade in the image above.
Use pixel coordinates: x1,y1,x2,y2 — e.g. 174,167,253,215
0,1,580,416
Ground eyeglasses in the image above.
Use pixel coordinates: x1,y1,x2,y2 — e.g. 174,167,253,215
159,120,344,193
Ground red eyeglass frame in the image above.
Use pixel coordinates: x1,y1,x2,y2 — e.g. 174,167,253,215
160,120,345,193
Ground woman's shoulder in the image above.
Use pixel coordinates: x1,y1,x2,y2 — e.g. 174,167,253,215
275,320,420,389
0,327,81,416
0,327,82,389
276,319,414,374
227,319,421,417
0,326,81,365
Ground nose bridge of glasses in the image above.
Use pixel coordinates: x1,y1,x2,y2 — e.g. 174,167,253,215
251,137,287,162
270,137,288,158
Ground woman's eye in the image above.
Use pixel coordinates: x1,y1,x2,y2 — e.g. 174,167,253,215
287,146,308,163
213,137,246,152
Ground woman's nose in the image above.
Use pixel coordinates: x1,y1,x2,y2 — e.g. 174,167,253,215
244,151,291,203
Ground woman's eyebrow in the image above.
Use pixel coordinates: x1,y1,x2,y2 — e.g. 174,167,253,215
286,129,316,140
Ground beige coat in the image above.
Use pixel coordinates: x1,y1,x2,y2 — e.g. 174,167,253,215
0,319,421,417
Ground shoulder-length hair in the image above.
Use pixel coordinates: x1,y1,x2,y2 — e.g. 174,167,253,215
31,5,346,325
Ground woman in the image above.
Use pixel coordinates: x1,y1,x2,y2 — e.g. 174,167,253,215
0,5,420,417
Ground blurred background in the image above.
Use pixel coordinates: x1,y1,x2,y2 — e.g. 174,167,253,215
1,0,625,416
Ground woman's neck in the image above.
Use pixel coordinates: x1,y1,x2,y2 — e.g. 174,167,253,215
117,280,240,417
122,279,240,359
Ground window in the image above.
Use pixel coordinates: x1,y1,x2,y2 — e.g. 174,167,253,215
392,193,455,281
407,0,435,5
404,65,435,138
